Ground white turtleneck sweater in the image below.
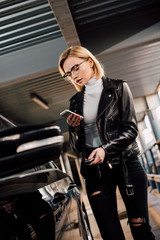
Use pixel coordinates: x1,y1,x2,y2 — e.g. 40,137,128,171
83,77,103,148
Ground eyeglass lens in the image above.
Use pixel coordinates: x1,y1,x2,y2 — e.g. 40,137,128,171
64,59,87,79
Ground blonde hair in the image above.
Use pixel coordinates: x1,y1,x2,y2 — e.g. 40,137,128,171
58,46,104,91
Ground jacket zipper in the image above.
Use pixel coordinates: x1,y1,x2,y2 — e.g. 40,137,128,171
96,95,118,169
96,96,114,143
108,108,118,121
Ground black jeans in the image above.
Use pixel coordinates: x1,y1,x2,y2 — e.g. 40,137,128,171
81,150,155,240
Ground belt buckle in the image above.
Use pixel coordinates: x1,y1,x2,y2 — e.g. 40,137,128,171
126,185,134,196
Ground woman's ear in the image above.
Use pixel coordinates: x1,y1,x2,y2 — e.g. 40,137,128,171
88,58,94,68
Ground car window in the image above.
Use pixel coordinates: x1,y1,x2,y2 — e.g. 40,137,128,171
52,158,63,170
39,161,59,170
39,162,54,170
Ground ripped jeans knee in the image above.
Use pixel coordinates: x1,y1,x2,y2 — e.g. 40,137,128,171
128,217,155,240
129,217,145,227
90,191,101,196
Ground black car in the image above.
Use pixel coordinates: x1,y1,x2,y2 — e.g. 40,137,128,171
0,115,93,240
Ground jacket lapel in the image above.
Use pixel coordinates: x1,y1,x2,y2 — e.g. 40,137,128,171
97,77,117,117
70,77,118,118
70,87,85,116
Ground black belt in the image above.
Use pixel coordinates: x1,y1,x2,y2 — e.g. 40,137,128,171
122,158,134,196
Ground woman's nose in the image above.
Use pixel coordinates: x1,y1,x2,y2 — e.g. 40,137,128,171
71,71,78,81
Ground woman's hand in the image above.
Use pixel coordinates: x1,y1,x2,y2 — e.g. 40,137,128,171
87,147,106,165
67,114,82,131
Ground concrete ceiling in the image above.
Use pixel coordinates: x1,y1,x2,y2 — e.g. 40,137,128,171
0,0,160,138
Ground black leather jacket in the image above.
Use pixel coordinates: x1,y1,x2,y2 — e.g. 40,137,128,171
69,77,140,166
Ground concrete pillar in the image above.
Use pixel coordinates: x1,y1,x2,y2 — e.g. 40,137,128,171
138,121,152,173
66,153,86,193
75,157,86,193
62,152,73,179
145,95,160,174
136,95,160,190
146,94,160,140
138,121,157,189
59,155,66,173
138,118,155,171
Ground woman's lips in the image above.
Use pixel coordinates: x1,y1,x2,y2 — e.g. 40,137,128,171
76,79,82,84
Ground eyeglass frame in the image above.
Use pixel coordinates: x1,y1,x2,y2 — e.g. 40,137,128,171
63,59,88,79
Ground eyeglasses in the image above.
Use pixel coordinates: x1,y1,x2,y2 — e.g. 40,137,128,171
63,59,88,79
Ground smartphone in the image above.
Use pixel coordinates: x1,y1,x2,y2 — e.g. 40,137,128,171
60,109,83,119
84,157,95,164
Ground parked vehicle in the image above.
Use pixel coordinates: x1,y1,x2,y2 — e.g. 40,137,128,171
0,115,93,240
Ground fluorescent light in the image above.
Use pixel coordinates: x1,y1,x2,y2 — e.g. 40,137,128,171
31,93,49,110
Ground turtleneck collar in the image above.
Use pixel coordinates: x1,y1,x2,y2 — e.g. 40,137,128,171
86,76,98,85
85,77,102,90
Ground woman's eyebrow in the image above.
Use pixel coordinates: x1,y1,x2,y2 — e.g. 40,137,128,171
71,63,78,71
64,64,77,74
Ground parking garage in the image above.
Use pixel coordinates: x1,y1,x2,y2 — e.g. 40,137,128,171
1,0,160,239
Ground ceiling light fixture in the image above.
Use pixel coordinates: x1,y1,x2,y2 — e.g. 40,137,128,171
30,93,49,110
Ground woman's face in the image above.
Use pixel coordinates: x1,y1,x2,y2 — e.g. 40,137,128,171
63,56,94,87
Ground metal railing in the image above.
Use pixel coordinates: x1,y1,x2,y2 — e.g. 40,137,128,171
147,174,160,183
139,139,160,192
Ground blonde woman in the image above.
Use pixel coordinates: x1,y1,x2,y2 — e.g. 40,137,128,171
58,46,155,240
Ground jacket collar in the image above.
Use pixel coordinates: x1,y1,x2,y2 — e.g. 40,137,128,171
70,86,85,102
102,76,118,91
70,76,118,102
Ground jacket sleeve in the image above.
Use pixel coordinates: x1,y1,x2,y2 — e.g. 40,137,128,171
102,82,138,155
